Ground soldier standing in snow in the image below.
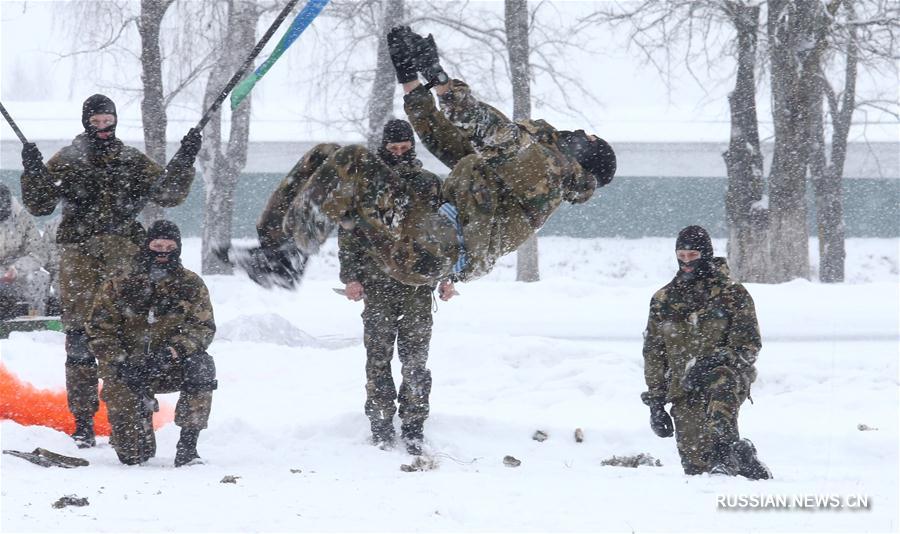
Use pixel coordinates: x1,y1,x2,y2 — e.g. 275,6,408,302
0,184,51,318
641,226,771,479
338,119,456,455
19,94,201,448
221,26,616,290
87,220,217,467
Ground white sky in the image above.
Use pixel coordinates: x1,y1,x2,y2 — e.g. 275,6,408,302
0,0,897,144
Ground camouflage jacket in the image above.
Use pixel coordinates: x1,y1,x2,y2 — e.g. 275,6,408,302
339,158,442,290
20,134,195,244
86,264,215,379
438,79,597,213
642,258,761,404
405,81,596,281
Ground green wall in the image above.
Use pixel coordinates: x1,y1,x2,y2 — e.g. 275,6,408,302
2,170,898,238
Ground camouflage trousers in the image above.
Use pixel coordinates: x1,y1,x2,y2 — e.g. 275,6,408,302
100,352,216,465
362,280,433,436
671,365,751,474
60,236,138,420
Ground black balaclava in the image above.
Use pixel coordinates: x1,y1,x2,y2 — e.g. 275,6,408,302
143,220,182,280
0,184,11,223
81,94,117,151
378,119,416,167
675,225,714,282
557,130,617,187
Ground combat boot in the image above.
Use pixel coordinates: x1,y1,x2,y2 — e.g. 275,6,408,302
401,424,424,456
732,438,772,480
371,419,396,450
174,427,203,467
707,441,739,476
71,416,96,449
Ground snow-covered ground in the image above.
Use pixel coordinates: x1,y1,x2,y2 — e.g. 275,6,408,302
2,236,898,532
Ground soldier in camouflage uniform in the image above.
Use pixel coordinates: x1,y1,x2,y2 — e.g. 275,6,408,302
87,220,217,467
641,226,771,480
222,27,616,289
19,94,201,447
339,120,457,455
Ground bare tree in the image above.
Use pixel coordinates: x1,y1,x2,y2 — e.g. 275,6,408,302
505,0,539,282
198,0,260,275
365,0,406,150
138,0,174,223
722,1,768,282
583,0,898,283
809,0,899,282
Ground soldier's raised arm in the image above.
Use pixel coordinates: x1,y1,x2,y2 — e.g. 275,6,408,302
20,143,59,216
148,129,202,208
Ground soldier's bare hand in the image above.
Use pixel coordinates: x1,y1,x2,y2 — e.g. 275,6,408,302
1,267,17,283
438,280,458,301
345,281,365,301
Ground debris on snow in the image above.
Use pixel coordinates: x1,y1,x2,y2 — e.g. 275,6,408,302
290,468,303,474
4,448,89,468
601,453,662,468
532,430,548,442
220,475,241,484
400,455,438,472
52,495,89,509
503,455,522,467
857,424,879,431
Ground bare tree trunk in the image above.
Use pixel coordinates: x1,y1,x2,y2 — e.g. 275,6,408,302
199,0,259,275
139,0,171,225
506,0,539,282
366,0,405,150
812,1,856,283
722,2,768,282
765,0,829,282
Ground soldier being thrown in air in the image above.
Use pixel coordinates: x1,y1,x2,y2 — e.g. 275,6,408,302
220,26,616,291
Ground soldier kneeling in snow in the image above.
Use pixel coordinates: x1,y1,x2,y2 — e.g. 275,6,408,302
641,226,771,480
87,221,217,467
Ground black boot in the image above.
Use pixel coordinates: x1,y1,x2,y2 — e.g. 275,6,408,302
732,439,772,480
174,427,203,467
401,424,424,456
71,416,96,449
708,441,739,476
371,419,396,450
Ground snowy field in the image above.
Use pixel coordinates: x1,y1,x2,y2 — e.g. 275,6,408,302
1,236,898,533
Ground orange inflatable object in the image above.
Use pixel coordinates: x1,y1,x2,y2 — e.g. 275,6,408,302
0,363,174,435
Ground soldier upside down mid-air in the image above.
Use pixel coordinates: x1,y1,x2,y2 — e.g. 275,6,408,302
219,26,616,290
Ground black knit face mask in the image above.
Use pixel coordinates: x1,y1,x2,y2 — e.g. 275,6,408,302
378,145,416,167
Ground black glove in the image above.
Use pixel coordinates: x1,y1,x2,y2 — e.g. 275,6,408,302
173,128,202,167
410,33,449,87
21,142,45,173
681,351,730,393
387,26,419,84
649,401,674,438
